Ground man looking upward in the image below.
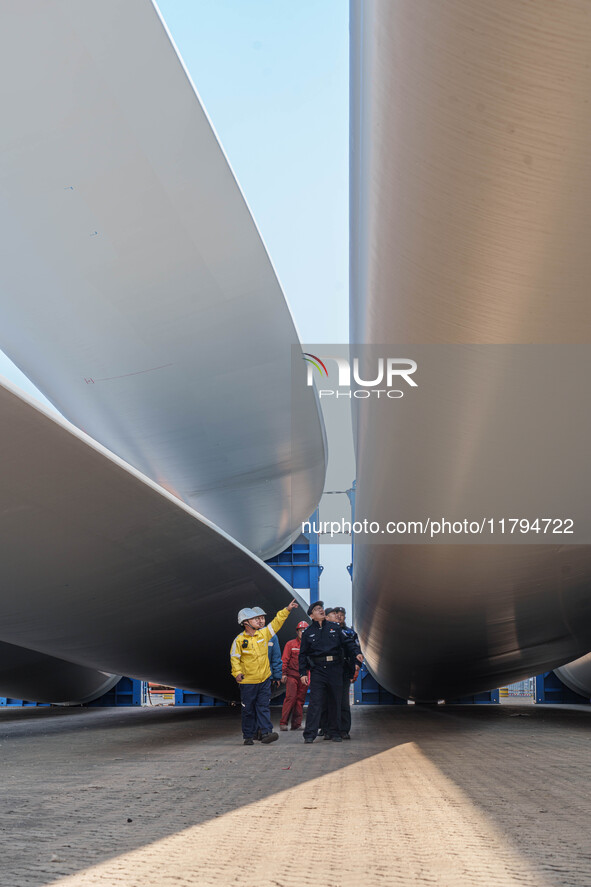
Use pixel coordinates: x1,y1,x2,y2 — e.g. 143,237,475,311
324,606,362,739
299,601,363,743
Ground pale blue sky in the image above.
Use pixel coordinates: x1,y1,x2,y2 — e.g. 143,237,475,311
157,0,350,344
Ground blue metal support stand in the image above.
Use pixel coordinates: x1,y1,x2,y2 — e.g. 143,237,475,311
174,690,227,706
535,671,590,704
447,690,500,704
0,676,144,707
353,664,407,705
87,677,144,706
0,697,51,707
265,509,323,603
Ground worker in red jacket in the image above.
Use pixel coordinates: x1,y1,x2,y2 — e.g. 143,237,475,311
279,621,309,731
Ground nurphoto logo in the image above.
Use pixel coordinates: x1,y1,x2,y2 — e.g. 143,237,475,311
303,352,418,399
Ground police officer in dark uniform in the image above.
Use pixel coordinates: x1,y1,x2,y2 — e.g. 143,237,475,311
333,606,362,739
319,606,362,739
299,600,363,743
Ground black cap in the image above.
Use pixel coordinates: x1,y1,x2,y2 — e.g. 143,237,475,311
307,600,324,616
324,607,335,616
333,606,346,615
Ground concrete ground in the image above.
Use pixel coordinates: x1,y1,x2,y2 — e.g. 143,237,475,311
0,702,589,887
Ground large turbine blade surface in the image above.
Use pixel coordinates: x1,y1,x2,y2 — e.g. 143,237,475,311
0,379,305,702
0,0,325,560
0,640,119,705
555,654,591,700
350,0,591,699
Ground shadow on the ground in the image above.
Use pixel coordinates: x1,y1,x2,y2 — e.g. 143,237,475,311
0,703,589,886
412,702,591,887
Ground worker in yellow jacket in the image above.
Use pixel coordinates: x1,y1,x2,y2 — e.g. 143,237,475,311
230,599,299,745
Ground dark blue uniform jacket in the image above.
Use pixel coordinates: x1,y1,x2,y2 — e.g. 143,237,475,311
298,620,359,676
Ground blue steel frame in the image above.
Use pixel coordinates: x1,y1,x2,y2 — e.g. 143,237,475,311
353,664,407,705
0,676,144,708
173,690,227,706
447,690,500,704
0,698,50,707
88,677,144,706
535,671,591,704
265,509,323,604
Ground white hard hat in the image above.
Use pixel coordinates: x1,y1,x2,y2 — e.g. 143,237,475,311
237,607,259,625
251,606,267,617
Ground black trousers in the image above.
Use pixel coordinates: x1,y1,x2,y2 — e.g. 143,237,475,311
320,676,351,734
303,663,343,740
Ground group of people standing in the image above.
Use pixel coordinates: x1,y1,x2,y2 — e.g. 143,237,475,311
230,598,363,745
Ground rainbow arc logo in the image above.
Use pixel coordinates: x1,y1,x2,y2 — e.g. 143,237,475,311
302,352,328,377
